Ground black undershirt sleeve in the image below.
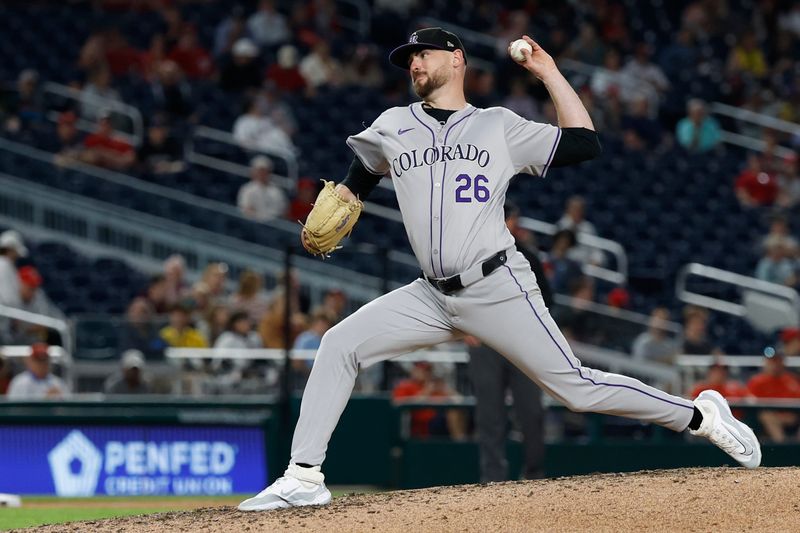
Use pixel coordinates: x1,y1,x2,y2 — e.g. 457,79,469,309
550,127,602,167
341,156,383,200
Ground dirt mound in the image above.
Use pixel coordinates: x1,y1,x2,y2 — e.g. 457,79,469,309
16,467,799,533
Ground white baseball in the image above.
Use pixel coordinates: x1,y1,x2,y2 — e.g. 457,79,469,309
509,39,532,62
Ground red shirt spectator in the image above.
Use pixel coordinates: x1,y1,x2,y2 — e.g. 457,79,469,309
735,153,778,207
168,28,213,79
691,364,749,417
82,114,135,170
393,362,449,437
747,354,800,398
267,45,307,93
288,178,317,222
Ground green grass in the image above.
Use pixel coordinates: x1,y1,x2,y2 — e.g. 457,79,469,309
0,488,378,530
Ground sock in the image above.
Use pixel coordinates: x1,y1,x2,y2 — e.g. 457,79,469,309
688,407,703,431
296,463,315,469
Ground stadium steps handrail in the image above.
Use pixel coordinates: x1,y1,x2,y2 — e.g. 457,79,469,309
676,262,800,332
519,217,628,284
0,173,392,303
42,81,144,146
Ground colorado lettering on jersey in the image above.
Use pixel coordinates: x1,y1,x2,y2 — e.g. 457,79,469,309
391,143,491,177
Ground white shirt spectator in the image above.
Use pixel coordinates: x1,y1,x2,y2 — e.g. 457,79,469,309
247,2,290,47
0,256,20,307
7,371,68,399
233,113,296,155
214,330,262,350
299,46,342,88
237,180,288,221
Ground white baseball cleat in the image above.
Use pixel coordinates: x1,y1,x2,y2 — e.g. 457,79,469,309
690,389,761,469
238,464,332,511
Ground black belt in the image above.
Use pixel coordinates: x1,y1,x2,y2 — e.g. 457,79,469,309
422,250,508,295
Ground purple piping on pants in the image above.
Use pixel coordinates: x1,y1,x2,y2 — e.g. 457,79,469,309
439,108,477,276
409,104,439,277
503,264,694,411
540,127,562,178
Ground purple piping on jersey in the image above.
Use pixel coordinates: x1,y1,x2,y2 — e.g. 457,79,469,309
439,108,477,276
409,104,439,277
540,127,562,178
503,264,694,411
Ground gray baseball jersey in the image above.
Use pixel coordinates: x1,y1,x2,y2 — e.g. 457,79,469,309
287,102,695,468
347,102,560,278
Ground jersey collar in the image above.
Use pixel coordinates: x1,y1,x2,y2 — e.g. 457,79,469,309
411,101,475,128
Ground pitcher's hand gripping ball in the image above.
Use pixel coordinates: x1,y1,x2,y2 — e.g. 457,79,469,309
301,180,363,256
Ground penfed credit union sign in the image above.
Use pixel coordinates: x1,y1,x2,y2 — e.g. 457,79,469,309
0,425,267,496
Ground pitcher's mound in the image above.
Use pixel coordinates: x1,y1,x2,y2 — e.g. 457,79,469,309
19,467,800,532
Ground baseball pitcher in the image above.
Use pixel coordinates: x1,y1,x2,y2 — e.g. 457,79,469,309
239,28,760,512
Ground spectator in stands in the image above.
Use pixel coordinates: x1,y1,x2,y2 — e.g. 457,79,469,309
259,270,307,348
104,349,151,394
233,97,296,155
14,266,64,321
167,25,213,79
199,262,230,305
160,303,209,348
237,156,288,221
735,153,779,208
590,49,640,106
197,304,231,346
759,214,798,255
6,343,69,399
392,361,468,440
621,43,669,116
247,0,291,48
80,68,122,122
658,28,697,79
104,28,141,78
163,254,189,308
320,287,347,322
755,235,797,287
777,152,800,208
256,83,297,138
341,44,385,89
299,41,343,91
266,45,307,94
229,269,270,323
681,306,720,355
78,31,109,79
689,363,748,402
675,99,721,153
288,178,318,222
545,229,583,295
51,111,86,166
118,297,167,359
6,69,44,132
502,78,539,121
556,196,603,265
0,352,11,394
136,115,185,175
219,38,263,93
82,112,136,171
293,307,336,351
748,347,800,442
0,230,27,308
143,274,169,315
150,60,194,121
726,31,768,81
214,310,262,350
563,22,607,66
214,5,249,59
141,34,167,82
632,307,680,363
621,96,665,151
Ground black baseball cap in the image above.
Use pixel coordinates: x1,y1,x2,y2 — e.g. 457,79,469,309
389,27,467,69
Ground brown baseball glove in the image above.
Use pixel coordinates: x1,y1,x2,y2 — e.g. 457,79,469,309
300,180,363,256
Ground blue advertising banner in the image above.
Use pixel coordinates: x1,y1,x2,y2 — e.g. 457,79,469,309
0,425,267,496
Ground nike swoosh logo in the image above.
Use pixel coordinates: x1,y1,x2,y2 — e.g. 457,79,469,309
398,127,414,135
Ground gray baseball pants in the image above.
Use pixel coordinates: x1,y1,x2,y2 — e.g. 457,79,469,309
291,251,694,466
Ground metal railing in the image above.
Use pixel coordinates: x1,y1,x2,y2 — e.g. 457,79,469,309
0,304,73,355
520,216,628,285
187,125,299,183
42,81,144,146
0,173,386,304
676,263,800,333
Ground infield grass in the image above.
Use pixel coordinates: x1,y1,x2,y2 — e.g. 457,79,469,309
0,489,378,530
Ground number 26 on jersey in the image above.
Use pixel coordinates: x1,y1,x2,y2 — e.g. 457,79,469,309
455,174,490,203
